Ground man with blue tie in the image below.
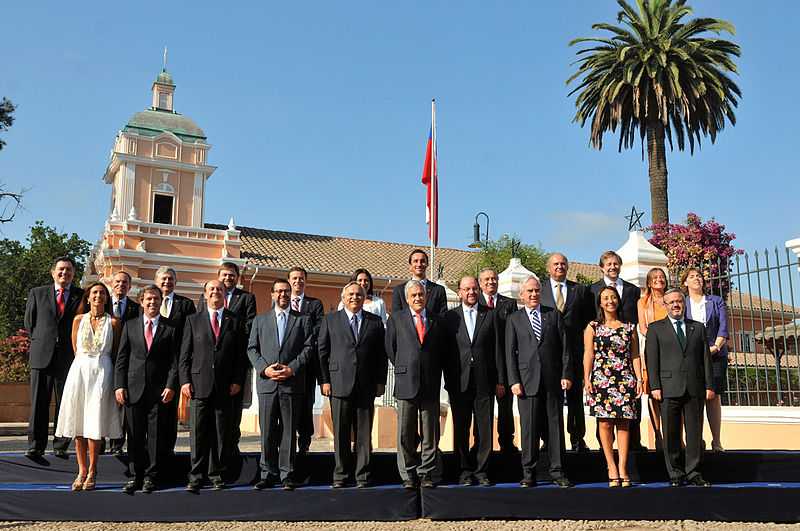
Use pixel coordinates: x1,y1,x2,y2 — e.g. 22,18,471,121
249,279,313,490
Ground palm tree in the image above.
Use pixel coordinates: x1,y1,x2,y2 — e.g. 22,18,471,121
567,0,741,225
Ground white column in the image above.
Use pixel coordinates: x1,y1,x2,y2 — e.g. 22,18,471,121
192,172,204,228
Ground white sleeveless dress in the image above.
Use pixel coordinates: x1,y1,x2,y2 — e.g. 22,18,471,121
55,313,123,440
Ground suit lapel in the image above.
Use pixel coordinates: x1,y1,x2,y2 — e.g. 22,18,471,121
281,311,298,350
684,320,696,352
227,289,241,313
472,307,486,345
540,283,555,308
149,319,166,356
524,309,539,347
565,283,576,310
340,310,357,345
402,310,422,346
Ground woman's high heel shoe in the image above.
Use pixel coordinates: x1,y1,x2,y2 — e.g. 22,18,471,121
72,475,87,491
609,478,621,487
620,477,633,488
82,474,96,491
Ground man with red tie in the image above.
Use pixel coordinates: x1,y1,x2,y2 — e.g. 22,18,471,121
24,257,85,458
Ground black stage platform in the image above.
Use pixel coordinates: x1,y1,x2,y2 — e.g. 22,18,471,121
1,450,798,522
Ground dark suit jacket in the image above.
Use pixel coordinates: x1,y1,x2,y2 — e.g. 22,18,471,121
490,293,518,323
391,280,448,318
645,317,714,399
166,293,196,330
590,279,641,325
24,284,85,370
318,310,387,397
385,310,449,401
505,306,571,396
115,316,180,404
540,279,593,356
444,304,504,394
198,287,258,337
248,309,314,395
179,309,247,399
117,297,141,322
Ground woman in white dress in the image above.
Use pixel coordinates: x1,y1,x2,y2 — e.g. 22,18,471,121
56,282,123,491
337,268,387,325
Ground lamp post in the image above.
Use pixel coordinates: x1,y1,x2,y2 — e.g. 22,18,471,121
469,212,490,248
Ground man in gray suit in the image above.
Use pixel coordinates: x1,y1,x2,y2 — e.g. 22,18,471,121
318,281,387,488
646,288,715,487
248,279,313,490
386,280,449,489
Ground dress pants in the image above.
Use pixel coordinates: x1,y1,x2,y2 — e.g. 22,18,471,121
517,386,567,480
661,391,705,481
126,395,174,481
450,373,493,479
228,368,251,454
162,398,179,456
297,367,316,450
28,356,71,453
565,355,586,446
258,391,302,481
109,403,129,452
188,388,233,483
396,394,440,481
331,381,374,482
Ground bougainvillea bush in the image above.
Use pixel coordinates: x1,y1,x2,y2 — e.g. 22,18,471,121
0,329,30,382
648,212,743,294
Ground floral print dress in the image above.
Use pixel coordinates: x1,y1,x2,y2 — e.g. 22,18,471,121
588,321,637,419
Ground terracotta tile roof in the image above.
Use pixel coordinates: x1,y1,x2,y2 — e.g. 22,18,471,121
726,290,800,315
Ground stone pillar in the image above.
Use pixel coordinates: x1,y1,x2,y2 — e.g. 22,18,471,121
616,230,668,288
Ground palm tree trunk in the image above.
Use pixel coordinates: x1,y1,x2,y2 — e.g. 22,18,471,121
646,118,669,225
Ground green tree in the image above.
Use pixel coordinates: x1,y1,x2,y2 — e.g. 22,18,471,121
0,221,90,338
567,0,741,225
0,97,14,151
461,234,550,282
1,97,23,223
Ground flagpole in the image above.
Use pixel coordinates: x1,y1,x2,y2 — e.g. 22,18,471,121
430,98,436,275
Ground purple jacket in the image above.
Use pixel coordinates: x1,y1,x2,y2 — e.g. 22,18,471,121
685,294,729,357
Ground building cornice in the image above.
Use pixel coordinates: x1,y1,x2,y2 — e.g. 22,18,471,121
103,152,217,183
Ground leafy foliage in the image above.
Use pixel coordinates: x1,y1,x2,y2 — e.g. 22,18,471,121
0,97,14,152
461,234,550,281
0,221,90,339
575,272,595,287
647,212,742,294
0,330,30,382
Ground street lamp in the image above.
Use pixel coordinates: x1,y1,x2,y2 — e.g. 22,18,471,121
469,212,490,248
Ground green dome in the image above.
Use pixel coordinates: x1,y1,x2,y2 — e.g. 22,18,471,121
155,68,174,86
124,108,206,142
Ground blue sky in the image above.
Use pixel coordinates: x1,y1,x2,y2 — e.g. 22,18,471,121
0,1,795,267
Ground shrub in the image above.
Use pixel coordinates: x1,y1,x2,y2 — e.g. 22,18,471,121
0,329,30,383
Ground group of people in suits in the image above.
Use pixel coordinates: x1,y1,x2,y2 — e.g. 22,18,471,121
24,246,721,492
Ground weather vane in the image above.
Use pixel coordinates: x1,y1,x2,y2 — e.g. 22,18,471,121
510,238,521,258
437,262,444,280
625,206,645,231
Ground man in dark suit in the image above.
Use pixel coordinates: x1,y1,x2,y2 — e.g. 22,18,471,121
180,280,247,492
506,276,572,488
540,253,593,452
478,267,518,454
108,270,141,456
287,266,324,455
115,285,180,494
589,251,645,450
24,256,85,458
386,280,450,488
197,262,257,455
155,266,196,456
391,249,448,318
249,278,314,490
445,276,504,486
318,281,387,488
646,288,715,487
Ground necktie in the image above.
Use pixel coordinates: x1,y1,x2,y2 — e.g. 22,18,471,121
160,297,169,318
114,300,122,318
415,313,425,344
56,288,65,319
145,319,153,350
224,294,229,309
530,310,541,341
676,320,686,348
277,312,286,346
487,295,494,308
555,283,565,312
466,308,475,342
350,314,359,342
211,311,220,339
292,297,300,312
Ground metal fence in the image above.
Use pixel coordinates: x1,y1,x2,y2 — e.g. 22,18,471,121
682,247,800,407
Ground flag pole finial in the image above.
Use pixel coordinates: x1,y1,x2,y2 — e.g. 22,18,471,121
163,45,168,71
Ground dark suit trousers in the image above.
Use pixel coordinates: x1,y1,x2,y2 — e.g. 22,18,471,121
258,391,302,481
661,392,705,481
331,381,374,482
228,368,251,453
473,387,514,449
565,355,586,445
189,389,233,483
396,394,440,481
518,387,566,480
450,374,493,478
297,367,316,449
110,403,129,452
126,395,174,481
28,356,71,453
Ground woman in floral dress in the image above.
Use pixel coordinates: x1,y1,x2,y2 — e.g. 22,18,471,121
584,286,643,487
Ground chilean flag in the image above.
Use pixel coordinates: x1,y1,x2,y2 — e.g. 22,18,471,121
421,125,438,246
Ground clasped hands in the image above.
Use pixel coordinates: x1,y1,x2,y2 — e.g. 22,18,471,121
264,363,294,381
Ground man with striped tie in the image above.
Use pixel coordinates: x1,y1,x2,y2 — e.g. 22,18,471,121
505,276,572,488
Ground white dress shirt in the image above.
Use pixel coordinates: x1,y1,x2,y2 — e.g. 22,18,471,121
604,277,624,298
549,278,567,304
343,308,363,334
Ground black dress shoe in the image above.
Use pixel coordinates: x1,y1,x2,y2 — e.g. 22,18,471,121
499,445,519,455
332,480,347,488
688,475,711,487
669,479,683,487
476,475,494,487
53,449,68,459
297,445,310,456
572,440,591,453
419,474,435,488
630,443,648,452
459,475,476,486
212,480,225,490
554,477,572,489
282,478,295,490
141,479,156,493
253,479,274,490
186,481,201,492
112,449,125,457
356,480,371,488
24,449,42,458
122,479,141,493
402,478,418,489
520,478,536,487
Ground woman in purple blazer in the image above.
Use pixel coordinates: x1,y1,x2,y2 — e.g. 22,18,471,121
681,267,729,452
